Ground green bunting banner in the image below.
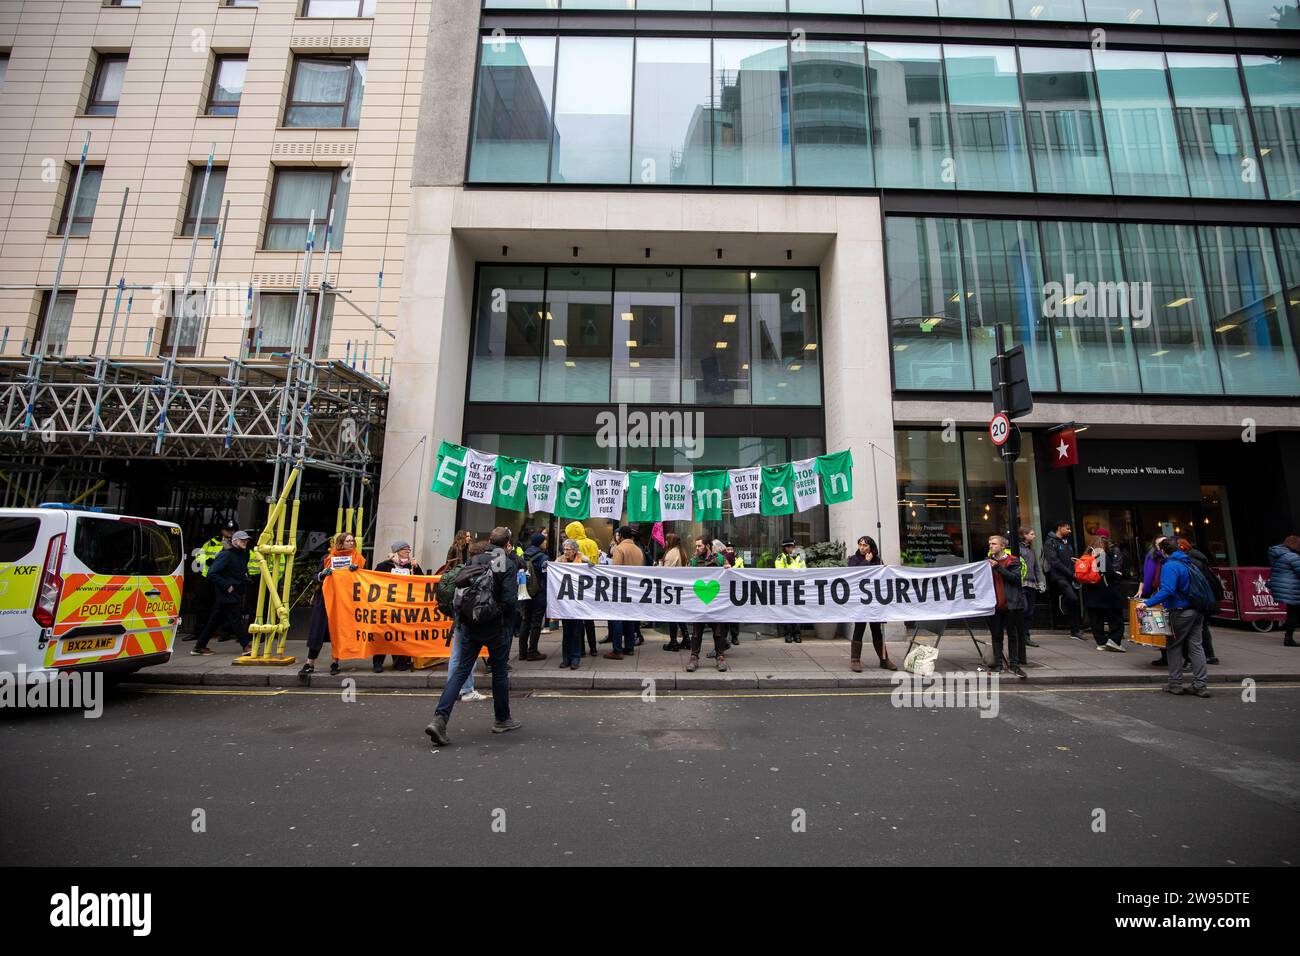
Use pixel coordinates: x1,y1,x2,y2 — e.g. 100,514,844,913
430,442,855,520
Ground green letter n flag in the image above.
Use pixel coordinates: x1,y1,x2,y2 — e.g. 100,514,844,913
760,463,795,516
493,455,529,511
815,450,854,504
431,441,468,500
556,466,591,520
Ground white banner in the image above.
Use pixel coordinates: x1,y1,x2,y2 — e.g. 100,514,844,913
546,561,995,623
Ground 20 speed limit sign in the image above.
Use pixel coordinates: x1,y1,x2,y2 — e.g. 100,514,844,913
989,413,1011,447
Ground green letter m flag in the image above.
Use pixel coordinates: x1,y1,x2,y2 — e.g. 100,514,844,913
760,463,795,516
431,441,467,500
556,466,591,520
693,470,728,522
815,450,854,504
492,455,529,511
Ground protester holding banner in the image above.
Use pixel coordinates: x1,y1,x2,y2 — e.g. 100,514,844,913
299,532,365,680
425,531,522,747
565,521,601,655
986,535,1028,679
775,539,805,643
606,526,644,660
556,538,586,669
371,541,422,672
658,533,690,651
847,536,897,672
687,537,729,672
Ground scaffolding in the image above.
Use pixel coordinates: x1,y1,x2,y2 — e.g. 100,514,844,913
0,134,395,664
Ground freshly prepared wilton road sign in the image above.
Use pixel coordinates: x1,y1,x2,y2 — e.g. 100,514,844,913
547,562,995,623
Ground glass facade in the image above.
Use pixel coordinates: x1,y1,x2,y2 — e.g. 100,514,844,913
887,216,1300,396
470,266,823,406
469,36,1298,200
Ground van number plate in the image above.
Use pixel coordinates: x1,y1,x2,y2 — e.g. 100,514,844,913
63,637,115,653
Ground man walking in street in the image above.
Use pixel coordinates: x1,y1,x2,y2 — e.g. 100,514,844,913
776,538,805,643
1138,537,1210,698
191,530,252,656
1044,520,1085,640
426,528,522,747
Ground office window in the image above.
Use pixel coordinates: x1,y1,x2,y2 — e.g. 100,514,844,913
961,218,1056,392
682,270,751,405
106,0,142,6
712,39,792,188
35,292,76,355
613,268,681,404
886,216,974,391
1020,46,1111,195
226,1,260,7
790,0,863,11
302,0,375,15
962,431,1040,562
251,293,332,357
1242,55,1300,201
1011,0,1085,17
1085,0,1157,23
181,166,226,238
896,429,965,566
750,270,821,405
550,38,632,184
470,267,545,403
207,55,246,116
162,289,203,357
285,56,366,128
1119,222,1223,395
56,165,103,237
0,54,9,93
791,41,872,188
265,168,350,250
632,38,711,186
1275,230,1300,371
868,43,952,190
1158,0,1228,26
1039,220,1140,393
939,0,1010,15
541,267,613,403
1227,0,1300,28
1094,49,1189,197
1196,225,1300,396
469,36,556,183
1167,53,1263,201
867,0,937,11
87,53,127,116
944,45,1031,192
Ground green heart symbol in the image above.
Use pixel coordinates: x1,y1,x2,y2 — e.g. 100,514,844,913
693,579,721,605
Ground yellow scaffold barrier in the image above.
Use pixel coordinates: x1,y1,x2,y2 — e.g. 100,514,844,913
235,466,302,666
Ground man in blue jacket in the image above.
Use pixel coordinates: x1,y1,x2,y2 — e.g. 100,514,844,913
1137,538,1208,698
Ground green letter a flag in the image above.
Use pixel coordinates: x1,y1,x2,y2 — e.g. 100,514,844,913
492,455,529,511
556,466,591,520
692,470,729,522
815,450,854,504
626,472,661,522
431,440,467,500
760,463,795,516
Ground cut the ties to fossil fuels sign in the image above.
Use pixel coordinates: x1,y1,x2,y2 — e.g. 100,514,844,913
547,562,996,624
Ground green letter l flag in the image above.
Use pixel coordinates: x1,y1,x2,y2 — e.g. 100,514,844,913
431,440,468,500
626,472,661,522
693,470,728,522
760,463,795,516
556,466,591,520
492,455,529,511
815,450,854,504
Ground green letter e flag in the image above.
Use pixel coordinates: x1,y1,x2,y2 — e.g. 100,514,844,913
556,466,591,520
760,463,795,516
815,450,854,504
431,441,468,500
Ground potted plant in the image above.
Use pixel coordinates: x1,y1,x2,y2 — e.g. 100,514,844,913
804,541,847,639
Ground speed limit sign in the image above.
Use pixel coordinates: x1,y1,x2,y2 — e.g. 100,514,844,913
989,413,1011,447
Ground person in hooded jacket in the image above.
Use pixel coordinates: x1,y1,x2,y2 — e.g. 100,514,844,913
1138,538,1209,697
1178,537,1221,664
1043,520,1084,640
1267,534,1300,648
518,532,549,661
565,520,600,655
1081,528,1126,653
371,540,423,673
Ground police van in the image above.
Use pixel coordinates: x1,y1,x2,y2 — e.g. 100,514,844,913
0,506,184,680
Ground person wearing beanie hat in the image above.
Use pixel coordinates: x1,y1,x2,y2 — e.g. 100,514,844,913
1082,528,1126,652
191,529,252,656
370,541,424,672
518,529,550,662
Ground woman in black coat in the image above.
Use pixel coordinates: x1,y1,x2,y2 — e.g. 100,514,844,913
371,540,425,673
846,536,897,672
1080,530,1125,651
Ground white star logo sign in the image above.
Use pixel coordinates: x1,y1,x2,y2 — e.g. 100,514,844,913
1254,575,1269,594
1056,439,1070,459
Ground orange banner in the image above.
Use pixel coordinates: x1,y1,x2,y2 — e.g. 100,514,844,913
323,568,460,660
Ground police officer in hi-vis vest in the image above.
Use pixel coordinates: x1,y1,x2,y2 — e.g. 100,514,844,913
775,538,805,644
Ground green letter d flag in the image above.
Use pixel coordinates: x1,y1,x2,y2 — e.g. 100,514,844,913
815,450,854,504
626,472,661,522
693,470,728,522
556,466,591,520
760,463,795,516
492,455,529,511
431,441,467,500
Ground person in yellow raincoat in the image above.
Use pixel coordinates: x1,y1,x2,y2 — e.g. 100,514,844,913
565,520,600,656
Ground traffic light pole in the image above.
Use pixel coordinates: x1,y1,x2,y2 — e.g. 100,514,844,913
994,325,1020,547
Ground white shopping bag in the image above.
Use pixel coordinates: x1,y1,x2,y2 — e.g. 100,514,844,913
903,644,939,677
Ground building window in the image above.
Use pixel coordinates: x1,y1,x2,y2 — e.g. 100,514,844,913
549,37,632,185
301,0,375,17
34,291,76,355
469,266,546,403
284,56,366,128
56,165,103,237
207,55,246,116
943,44,1032,193
106,0,142,7
1093,50,1189,198
1158,0,1230,27
0,52,9,92
226,1,259,7
161,290,204,357
181,166,227,238
791,40,872,188
250,293,333,357
886,217,973,391
264,167,350,250
1020,46,1112,195
541,267,613,404
868,42,953,190
750,270,821,405
712,38,792,187
613,268,681,404
87,53,128,116
1168,53,1264,201
632,38,711,186
469,36,556,184
682,269,751,405
1224,0,1300,28
1242,55,1300,201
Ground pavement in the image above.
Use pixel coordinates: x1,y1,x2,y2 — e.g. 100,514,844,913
133,620,1300,690
2,683,1297,866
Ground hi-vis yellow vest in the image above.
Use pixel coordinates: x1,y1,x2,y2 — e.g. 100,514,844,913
198,538,223,577
775,552,805,570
